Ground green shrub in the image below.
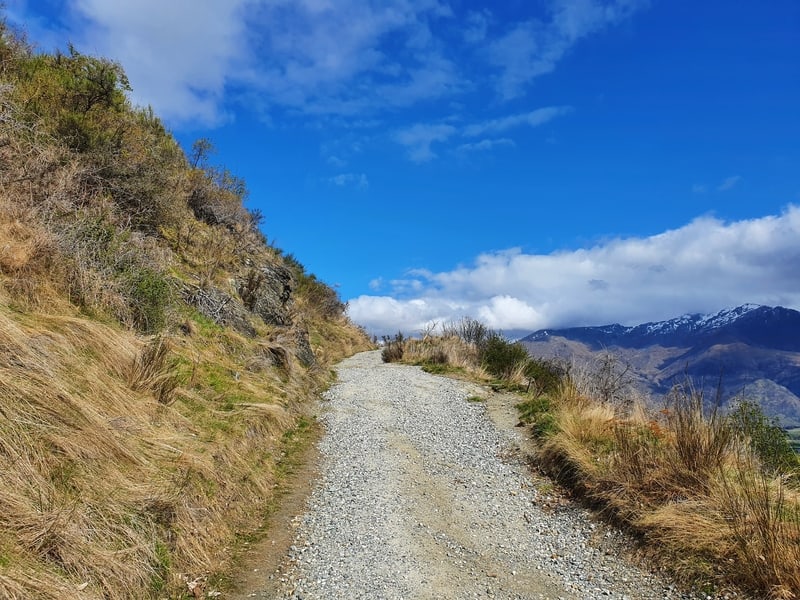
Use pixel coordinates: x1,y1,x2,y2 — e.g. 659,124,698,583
728,400,799,476
125,267,171,333
516,395,558,437
524,358,564,395
480,334,529,380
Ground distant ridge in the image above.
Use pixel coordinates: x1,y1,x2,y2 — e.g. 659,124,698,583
523,304,800,351
521,305,800,427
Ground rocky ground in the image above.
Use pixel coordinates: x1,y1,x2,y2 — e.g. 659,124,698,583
233,350,743,600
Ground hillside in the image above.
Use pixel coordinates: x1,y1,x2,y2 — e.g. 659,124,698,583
0,15,370,600
521,305,800,427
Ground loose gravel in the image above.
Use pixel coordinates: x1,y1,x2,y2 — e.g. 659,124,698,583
243,350,741,600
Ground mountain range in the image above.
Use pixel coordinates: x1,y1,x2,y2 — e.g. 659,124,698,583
520,305,800,427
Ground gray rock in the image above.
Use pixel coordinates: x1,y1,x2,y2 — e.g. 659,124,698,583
276,327,316,368
182,284,256,337
239,263,294,327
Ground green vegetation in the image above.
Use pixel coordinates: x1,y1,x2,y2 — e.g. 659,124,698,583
385,317,800,599
788,428,800,453
729,400,800,475
481,334,530,380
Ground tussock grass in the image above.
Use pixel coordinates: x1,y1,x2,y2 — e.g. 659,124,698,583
541,387,800,598
0,300,369,599
403,335,483,375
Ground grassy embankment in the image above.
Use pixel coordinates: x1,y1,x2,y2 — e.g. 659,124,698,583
0,16,370,599
382,319,800,600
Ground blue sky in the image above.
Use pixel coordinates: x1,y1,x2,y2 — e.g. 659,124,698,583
7,0,800,336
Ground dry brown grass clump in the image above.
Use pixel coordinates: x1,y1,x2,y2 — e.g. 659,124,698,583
404,335,483,373
535,383,800,598
0,305,280,598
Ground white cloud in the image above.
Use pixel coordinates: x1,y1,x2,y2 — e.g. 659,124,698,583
326,155,347,168
66,0,252,125
17,0,647,127
327,173,369,190
487,0,648,99
23,0,457,125
718,175,742,191
463,10,491,44
463,106,573,137
398,105,570,161
348,206,800,336
394,123,457,162
457,138,515,153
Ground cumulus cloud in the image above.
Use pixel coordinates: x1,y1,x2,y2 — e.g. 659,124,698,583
348,206,800,336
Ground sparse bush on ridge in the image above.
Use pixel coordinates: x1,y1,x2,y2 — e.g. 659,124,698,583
442,316,492,349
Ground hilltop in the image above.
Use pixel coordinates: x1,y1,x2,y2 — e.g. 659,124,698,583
0,15,370,600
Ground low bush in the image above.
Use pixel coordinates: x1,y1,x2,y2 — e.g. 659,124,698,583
442,316,492,350
524,358,565,395
728,399,800,476
516,395,559,437
480,334,529,380
381,332,405,363
124,267,172,333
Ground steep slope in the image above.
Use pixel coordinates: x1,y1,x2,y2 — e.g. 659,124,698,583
521,305,800,427
0,16,370,600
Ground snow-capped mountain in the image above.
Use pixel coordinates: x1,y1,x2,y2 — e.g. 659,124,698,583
523,305,800,352
520,305,800,427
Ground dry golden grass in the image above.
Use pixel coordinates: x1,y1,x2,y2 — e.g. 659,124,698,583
538,386,800,598
0,298,367,599
403,335,486,375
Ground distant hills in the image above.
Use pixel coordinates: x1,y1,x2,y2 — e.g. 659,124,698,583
520,305,800,427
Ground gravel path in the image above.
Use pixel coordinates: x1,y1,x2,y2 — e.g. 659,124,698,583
243,350,734,600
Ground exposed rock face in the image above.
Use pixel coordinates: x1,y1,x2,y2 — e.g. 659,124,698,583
277,326,316,368
182,284,257,337
238,263,294,327
183,262,318,368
